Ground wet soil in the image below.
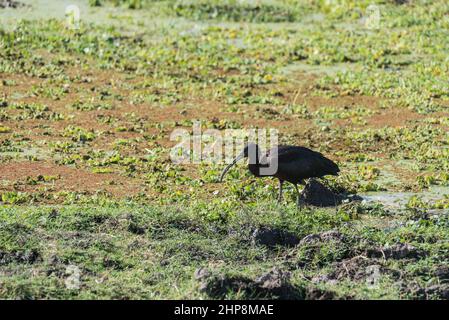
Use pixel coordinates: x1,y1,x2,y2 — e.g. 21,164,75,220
251,227,300,248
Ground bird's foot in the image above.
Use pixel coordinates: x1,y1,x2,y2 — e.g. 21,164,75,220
297,194,305,209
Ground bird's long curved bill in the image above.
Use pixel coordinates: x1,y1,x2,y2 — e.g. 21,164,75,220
220,153,244,182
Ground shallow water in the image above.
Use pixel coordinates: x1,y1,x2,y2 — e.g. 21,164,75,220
0,0,91,22
362,186,449,211
280,61,357,77
0,0,157,31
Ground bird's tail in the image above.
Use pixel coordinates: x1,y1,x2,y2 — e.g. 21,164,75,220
324,157,340,176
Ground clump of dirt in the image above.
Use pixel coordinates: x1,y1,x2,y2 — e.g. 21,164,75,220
289,230,357,269
254,268,299,299
0,249,41,265
299,230,345,245
165,218,203,233
120,213,146,235
128,221,146,235
0,0,25,8
305,287,337,300
299,179,360,207
194,267,302,299
45,255,68,278
318,256,395,283
103,256,125,270
422,284,449,299
300,179,340,207
251,227,300,248
407,283,449,300
398,264,449,299
434,265,449,281
367,243,425,260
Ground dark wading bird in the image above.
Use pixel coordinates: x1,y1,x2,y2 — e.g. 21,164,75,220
220,143,340,206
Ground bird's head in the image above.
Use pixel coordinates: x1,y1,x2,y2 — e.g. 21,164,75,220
242,142,258,157
219,142,259,182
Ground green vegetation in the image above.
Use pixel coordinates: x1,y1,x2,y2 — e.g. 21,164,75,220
0,202,447,299
0,0,448,299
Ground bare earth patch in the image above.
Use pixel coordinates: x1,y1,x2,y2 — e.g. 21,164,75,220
0,161,142,197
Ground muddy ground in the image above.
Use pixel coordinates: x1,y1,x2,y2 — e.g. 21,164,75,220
0,0,448,299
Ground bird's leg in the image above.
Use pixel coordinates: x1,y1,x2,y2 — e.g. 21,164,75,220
294,184,304,208
295,180,308,209
277,180,284,203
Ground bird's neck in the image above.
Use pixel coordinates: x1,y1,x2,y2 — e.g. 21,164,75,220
248,148,262,176
248,163,261,176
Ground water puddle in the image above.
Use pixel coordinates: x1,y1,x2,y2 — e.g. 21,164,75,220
0,0,90,23
0,0,158,31
362,186,449,211
280,61,358,77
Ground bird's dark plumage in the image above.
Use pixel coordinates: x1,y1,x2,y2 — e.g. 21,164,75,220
262,145,339,183
220,143,340,206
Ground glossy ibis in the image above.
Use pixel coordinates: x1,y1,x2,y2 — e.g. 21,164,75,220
220,143,340,206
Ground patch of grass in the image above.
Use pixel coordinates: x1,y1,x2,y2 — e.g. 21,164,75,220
172,0,302,23
0,0,448,300
0,202,447,299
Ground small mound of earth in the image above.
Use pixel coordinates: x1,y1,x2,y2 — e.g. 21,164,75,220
288,230,355,268
254,268,298,298
121,213,146,235
0,249,41,265
299,179,360,207
407,283,449,300
422,284,449,299
299,230,345,245
305,287,337,300
194,267,302,299
434,265,449,281
252,227,300,248
127,221,146,235
367,243,425,260
0,0,25,8
314,256,399,283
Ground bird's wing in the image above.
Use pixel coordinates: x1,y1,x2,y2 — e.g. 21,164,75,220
262,145,339,179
